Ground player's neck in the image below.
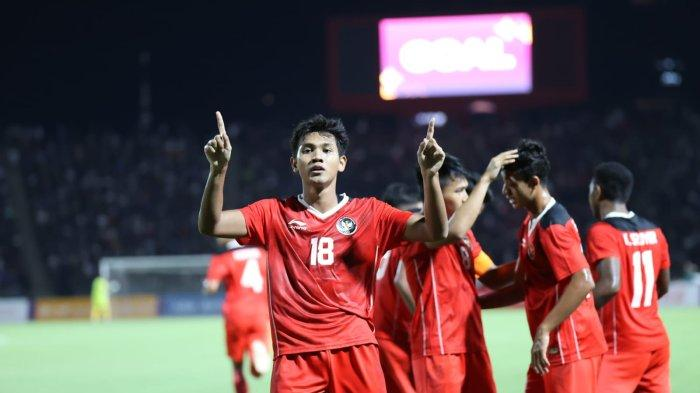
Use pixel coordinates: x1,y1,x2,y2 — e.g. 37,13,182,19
527,188,552,217
301,182,340,213
598,200,628,220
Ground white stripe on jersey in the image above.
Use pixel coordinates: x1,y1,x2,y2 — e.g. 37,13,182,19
412,259,428,356
266,261,280,355
429,257,445,355
555,284,566,364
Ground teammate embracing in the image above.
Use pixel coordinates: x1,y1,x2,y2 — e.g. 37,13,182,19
479,139,607,393
399,151,518,393
586,162,671,393
198,112,448,392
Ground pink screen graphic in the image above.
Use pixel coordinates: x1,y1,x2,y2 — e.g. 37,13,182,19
378,13,533,100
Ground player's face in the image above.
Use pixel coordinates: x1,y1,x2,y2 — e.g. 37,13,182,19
291,132,347,187
588,180,602,219
501,171,531,209
442,176,469,217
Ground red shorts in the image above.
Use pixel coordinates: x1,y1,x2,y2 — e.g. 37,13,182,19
412,351,497,393
526,356,602,393
596,347,670,393
271,344,386,393
224,317,270,363
377,337,414,393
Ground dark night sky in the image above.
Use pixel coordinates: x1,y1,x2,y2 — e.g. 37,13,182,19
1,1,697,128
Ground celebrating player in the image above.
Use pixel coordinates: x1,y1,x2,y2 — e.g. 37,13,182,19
398,151,517,393
479,139,607,393
585,162,671,393
374,182,422,393
198,112,448,392
203,239,272,393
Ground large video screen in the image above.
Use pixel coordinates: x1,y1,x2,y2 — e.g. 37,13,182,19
378,13,533,100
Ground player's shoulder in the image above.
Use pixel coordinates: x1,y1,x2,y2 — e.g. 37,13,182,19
540,202,572,229
349,196,385,208
603,213,659,232
587,220,617,237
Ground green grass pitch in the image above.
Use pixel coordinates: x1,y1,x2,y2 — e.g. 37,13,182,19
0,309,698,392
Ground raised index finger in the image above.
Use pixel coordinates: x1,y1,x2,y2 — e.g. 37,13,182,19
216,111,226,136
426,117,435,139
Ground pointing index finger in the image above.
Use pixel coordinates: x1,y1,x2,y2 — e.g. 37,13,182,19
216,111,227,136
426,117,435,139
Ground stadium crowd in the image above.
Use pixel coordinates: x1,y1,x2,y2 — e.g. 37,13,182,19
1,101,699,296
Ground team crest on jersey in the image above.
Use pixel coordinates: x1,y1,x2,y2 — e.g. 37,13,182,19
336,217,357,235
287,219,308,231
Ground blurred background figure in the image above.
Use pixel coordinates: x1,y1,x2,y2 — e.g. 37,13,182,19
204,238,272,393
89,274,111,322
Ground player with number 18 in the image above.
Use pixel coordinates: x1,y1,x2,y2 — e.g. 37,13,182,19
198,112,448,392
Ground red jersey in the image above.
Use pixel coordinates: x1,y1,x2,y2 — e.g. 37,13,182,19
402,230,488,357
373,248,412,349
515,199,607,366
585,212,670,354
206,246,269,320
238,194,412,357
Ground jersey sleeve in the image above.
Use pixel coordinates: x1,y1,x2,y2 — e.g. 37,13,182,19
375,199,413,253
539,223,589,281
206,254,229,281
657,229,671,269
237,198,275,247
585,223,620,268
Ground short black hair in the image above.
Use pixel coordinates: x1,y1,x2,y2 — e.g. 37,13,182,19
415,153,469,196
465,170,493,205
381,182,420,208
503,139,551,182
593,162,634,203
290,114,349,155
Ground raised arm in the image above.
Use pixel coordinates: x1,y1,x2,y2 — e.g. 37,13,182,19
198,111,248,238
427,150,518,249
592,257,621,309
404,118,448,242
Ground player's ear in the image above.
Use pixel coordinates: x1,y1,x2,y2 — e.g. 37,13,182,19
290,156,298,174
528,176,541,189
338,154,347,173
593,184,603,201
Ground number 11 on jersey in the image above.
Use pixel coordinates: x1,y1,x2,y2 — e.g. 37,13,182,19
310,237,335,266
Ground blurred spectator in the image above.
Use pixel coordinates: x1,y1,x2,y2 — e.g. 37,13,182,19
1,101,698,296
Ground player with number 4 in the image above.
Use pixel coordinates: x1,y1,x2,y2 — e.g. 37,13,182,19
204,238,272,393
198,112,448,392
585,162,671,393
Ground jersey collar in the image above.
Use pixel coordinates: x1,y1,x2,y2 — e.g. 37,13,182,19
604,211,635,219
296,193,350,220
528,197,556,236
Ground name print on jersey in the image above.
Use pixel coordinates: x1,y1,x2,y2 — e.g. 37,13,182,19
622,230,658,247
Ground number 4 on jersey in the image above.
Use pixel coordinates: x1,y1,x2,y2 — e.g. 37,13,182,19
240,258,264,293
